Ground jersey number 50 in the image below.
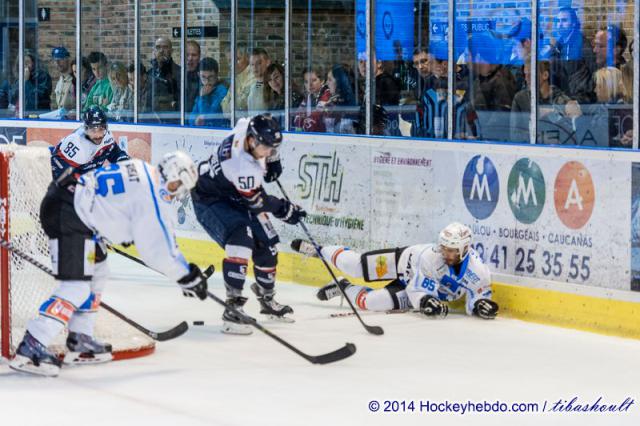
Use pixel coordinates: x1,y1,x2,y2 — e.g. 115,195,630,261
95,164,125,196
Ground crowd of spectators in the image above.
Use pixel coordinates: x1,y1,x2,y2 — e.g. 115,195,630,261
0,8,635,146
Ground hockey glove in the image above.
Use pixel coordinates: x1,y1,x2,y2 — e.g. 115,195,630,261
419,295,448,318
177,263,208,300
275,200,307,225
264,159,283,183
473,299,499,320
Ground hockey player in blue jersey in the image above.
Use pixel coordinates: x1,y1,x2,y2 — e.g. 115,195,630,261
9,151,208,377
293,222,499,320
192,114,306,334
50,106,129,180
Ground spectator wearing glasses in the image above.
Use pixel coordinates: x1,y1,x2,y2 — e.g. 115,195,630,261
146,37,180,122
189,58,228,128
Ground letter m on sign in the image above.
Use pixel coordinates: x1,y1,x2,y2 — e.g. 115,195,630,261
471,174,491,201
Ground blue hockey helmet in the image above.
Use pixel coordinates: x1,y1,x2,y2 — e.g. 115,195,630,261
83,106,108,129
246,114,283,148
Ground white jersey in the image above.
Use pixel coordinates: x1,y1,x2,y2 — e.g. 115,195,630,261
399,244,492,315
74,159,190,282
220,117,266,196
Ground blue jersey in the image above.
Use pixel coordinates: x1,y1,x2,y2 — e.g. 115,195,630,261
50,126,129,180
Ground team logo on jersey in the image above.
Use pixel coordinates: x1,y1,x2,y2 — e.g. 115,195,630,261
554,161,595,229
507,158,545,224
375,255,388,279
462,155,499,220
159,188,172,203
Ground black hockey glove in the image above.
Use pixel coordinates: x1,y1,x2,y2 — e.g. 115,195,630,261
419,295,448,318
177,263,208,300
275,200,307,225
264,159,283,183
473,299,499,320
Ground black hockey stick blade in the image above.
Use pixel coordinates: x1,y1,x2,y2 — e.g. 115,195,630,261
207,290,355,365
274,180,384,336
99,302,189,342
305,342,356,365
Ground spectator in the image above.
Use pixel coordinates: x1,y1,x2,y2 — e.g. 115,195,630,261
221,44,256,114
22,50,52,115
466,34,518,140
510,59,570,142
146,37,180,122
621,40,634,104
185,40,201,113
79,56,96,104
107,62,133,122
127,63,149,113
83,51,112,112
323,64,357,134
189,57,228,128
246,47,271,114
412,47,432,99
263,62,301,127
51,47,75,113
549,7,585,61
593,25,627,70
293,65,331,132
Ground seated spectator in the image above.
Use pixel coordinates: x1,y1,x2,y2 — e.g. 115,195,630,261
293,65,331,132
51,47,75,114
465,34,518,141
263,62,302,127
79,56,96,104
221,44,256,115
510,59,570,142
128,63,149,113
411,47,432,100
189,57,228,128
83,51,112,112
322,64,357,134
246,47,271,114
185,40,201,114
146,37,180,122
20,50,52,115
593,24,627,70
107,62,133,122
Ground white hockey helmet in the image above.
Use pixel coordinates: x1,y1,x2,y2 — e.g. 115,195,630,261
438,222,472,263
158,150,198,199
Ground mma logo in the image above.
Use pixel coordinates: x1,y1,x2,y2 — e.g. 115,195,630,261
507,158,546,224
462,155,499,220
297,151,343,207
554,161,595,229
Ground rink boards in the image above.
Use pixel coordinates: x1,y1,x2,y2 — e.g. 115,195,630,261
2,120,640,339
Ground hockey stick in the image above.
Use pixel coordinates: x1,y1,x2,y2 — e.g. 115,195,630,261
206,290,356,365
110,246,356,364
275,180,384,336
0,238,189,342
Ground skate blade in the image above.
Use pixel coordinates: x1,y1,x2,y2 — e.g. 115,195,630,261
9,355,60,377
63,351,113,365
265,315,295,323
221,321,253,335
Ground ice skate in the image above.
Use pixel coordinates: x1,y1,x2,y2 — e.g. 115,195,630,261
222,296,254,335
317,277,351,301
64,332,113,365
290,239,318,257
9,332,62,377
251,282,294,323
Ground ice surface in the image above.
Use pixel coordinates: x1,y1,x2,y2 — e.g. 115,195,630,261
1,255,639,426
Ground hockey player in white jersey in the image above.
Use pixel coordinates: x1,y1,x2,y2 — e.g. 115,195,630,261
50,106,129,180
192,114,306,334
10,151,208,377
292,222,499,319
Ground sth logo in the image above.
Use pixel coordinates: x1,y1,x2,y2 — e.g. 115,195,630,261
296,151,343,207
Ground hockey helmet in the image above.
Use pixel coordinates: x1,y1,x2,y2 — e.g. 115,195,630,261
83,106,108,129
158,151,198,199
246,114,283,148
438,222,472,263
